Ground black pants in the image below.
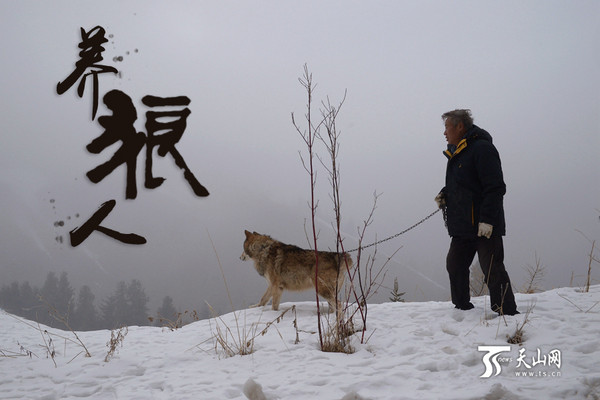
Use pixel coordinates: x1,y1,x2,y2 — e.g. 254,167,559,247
446,236,518,314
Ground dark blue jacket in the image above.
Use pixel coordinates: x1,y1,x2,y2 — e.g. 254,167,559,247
441,125,506,237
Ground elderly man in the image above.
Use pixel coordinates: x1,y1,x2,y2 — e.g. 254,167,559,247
436,109,518,315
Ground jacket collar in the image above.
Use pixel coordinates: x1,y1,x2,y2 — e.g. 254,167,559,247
443,124,488,159
443,137,468,159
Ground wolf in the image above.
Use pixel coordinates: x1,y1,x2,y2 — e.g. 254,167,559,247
240,230,352,312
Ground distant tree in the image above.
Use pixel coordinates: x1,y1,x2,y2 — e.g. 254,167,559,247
0,281,20,313
39,272,61,326
0,281,40,321
56,272,75,317
40,272,59,303
73,285,98,330
126,279,149,326
155,296,178,327
0,284,7,311
99,295,116,329
101,281,129,329
38,271,75,327
19,281,39,321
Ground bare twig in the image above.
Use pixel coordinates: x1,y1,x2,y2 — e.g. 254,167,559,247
37,322,57,368
292,64,325,349
2,310,89,366
38,296,91,358
585,241,597,292
575,231,599,292
521,253,546,294
558,293,599,313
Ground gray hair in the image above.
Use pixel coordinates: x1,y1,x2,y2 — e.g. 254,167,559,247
442,109,473,129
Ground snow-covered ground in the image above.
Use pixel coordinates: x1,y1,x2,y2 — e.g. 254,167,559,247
1,285,599,400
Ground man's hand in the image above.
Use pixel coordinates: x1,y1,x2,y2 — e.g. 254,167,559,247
477,223,493,239
435,192,446,209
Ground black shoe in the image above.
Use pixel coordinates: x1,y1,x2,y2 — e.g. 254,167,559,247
502,310,520,316
454,302,474,311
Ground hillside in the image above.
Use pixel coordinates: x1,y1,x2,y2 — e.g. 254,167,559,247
1,285,599,399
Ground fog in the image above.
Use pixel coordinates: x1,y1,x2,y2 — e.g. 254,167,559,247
1,1,598,316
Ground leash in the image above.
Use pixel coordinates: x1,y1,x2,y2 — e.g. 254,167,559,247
346,208,443,253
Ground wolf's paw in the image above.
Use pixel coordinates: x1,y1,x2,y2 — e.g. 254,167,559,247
249,303,260,309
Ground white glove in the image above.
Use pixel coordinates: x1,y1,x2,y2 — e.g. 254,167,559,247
477,223,493,239
434,192,446,209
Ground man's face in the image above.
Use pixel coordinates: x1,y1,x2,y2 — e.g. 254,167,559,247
444,120,465,146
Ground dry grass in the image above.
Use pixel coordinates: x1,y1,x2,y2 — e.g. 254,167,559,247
557,293,600,313
206,304,292,358
506,302,535,345
575,231,599,292
39,296,91,358
104,326,128,362
320,309,358,354
584,240,599,292
205,232,258,357
206,304,259,357
3,310,91,366
205,231,292,358
1,344,35,359
38,322,57,367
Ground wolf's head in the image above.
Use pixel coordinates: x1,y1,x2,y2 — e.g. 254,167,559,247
240,230,273,261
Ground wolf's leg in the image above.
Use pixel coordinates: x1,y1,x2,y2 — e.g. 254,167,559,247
251,286,272,308
318,286,338,314
326,298,341,314
271,286,283,311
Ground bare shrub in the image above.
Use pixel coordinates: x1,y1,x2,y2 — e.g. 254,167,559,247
292,65,390,352
105,326,128,362
521,254,546,294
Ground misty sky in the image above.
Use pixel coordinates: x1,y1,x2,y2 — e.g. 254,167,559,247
1,1,599,314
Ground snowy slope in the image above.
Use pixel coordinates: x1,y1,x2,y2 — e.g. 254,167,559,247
1,285,599,400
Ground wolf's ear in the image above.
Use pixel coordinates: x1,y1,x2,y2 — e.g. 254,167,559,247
244,230,251,238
